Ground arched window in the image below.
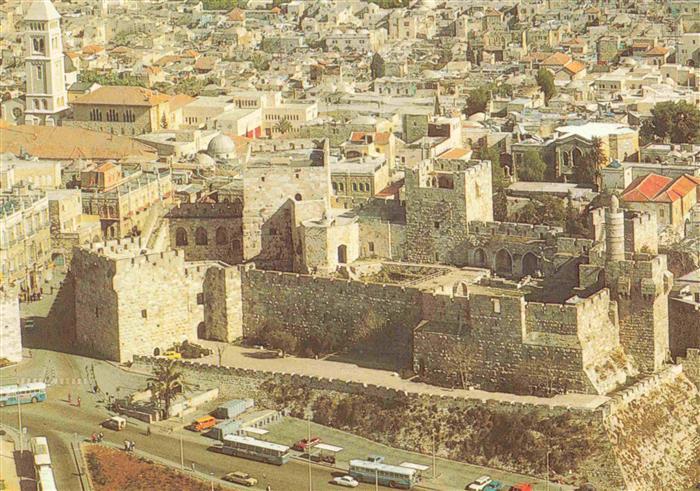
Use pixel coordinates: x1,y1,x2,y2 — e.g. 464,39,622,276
522,252,538,276
495,249,513,275
474,248,487,267
195,227,208,245
175,227,188,246
215,227,227,245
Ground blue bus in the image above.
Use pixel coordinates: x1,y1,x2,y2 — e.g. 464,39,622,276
349,459,418,489
0,382,47,407
221,435,291,465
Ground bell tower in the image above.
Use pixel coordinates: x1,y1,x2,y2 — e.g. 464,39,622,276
23,0,68,126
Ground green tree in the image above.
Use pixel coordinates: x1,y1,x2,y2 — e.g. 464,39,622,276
518,150,547,182
641,101,700,144
573,137,606,189
147,361,183,417
465,86,490,116
535,68,556,104
274,118,293,135
79,70,145,88
513,196,566,226
370,53,385,80
266,331,298,356
202,0,238,10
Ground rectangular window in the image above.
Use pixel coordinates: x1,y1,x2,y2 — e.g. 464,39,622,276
196,293,204,305
141,309,148,318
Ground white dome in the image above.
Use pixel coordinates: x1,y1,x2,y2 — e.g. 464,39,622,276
207,134,236,158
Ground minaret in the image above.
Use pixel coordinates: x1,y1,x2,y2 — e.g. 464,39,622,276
605,195,625,262
23,0,68,126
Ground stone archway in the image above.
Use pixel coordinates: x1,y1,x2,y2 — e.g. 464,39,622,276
337,244,348,264
495,249,513,275
522,252,538,276
473,248,488,267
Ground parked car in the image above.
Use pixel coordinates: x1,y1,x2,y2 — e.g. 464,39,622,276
223,471,257,487
484,480,503,491
466,476,493,491
101,416,126,431
332,475,359,488
510,485,533,491
292,437,321,451
162,350,181,360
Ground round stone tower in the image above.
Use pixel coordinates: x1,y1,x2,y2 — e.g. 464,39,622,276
606,195,625,262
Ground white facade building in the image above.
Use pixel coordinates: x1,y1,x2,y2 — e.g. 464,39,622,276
23,0,69,126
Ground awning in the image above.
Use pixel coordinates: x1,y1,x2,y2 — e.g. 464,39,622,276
315,443,343,453
241,427,268,435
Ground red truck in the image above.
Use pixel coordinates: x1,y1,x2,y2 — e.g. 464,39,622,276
510,485,533,491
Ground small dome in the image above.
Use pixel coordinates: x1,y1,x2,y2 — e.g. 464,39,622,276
195,152,216,167
207,134,235,158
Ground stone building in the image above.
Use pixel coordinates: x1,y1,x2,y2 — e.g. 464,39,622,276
0,289,22,363
404,158,493,264
80,164,173,239
167,201,243,265
0,189,51,293
69,86,183,136
22,0,69,126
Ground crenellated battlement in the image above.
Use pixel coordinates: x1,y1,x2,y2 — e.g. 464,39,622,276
469,220,562,239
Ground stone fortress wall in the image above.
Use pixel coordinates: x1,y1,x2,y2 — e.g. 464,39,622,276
133,356,700,491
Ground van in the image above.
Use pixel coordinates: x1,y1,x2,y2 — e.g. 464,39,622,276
189,415,217,432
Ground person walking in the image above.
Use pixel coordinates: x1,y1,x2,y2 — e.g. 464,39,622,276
76,396,81,407
146,426,151,436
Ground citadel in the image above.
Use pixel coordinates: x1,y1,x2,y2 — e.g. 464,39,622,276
1,0,700,489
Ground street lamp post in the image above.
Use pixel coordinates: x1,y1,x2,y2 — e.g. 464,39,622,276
17,372,23,452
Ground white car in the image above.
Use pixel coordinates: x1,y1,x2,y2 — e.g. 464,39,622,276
467,475,493,491
332,475,359,488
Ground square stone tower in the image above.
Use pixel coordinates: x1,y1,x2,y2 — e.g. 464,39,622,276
23,0,69,126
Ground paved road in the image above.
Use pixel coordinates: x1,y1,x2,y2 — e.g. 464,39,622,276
1,349,573,491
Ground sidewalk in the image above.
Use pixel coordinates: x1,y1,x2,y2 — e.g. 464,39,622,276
0,437,22,491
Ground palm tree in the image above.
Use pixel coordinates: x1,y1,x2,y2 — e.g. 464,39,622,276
274,117,293,135
147,361,183,418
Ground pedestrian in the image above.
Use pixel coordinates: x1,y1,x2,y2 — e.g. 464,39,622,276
91,433,97,443
77,396,81,407
67,392,71,404
98,432,104,442
146,426,151,436
124,440,129,451
131,441,135,452
266,486,271,491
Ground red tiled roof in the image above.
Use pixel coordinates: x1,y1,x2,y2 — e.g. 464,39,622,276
621,173,700,203
376,178,404,198
653,175,700,203
374,131,391,145
541,52,572,67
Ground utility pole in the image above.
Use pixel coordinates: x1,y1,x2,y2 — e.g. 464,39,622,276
546,450,550,491
307,417,312,491
17,372,23,452
180,415,185,470
432,432,436,479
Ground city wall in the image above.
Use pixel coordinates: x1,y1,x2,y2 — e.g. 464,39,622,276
132,356,700,490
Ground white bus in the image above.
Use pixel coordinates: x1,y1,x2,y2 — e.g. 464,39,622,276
349,459,418,489
37,465,58,491
31,436,52,467
221,435,290,465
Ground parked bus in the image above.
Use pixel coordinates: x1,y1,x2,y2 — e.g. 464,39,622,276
30,436,57,491
349,459,418,489
31,436,52,467
36,465,58,491
221,435,290,465
0,382,47,407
